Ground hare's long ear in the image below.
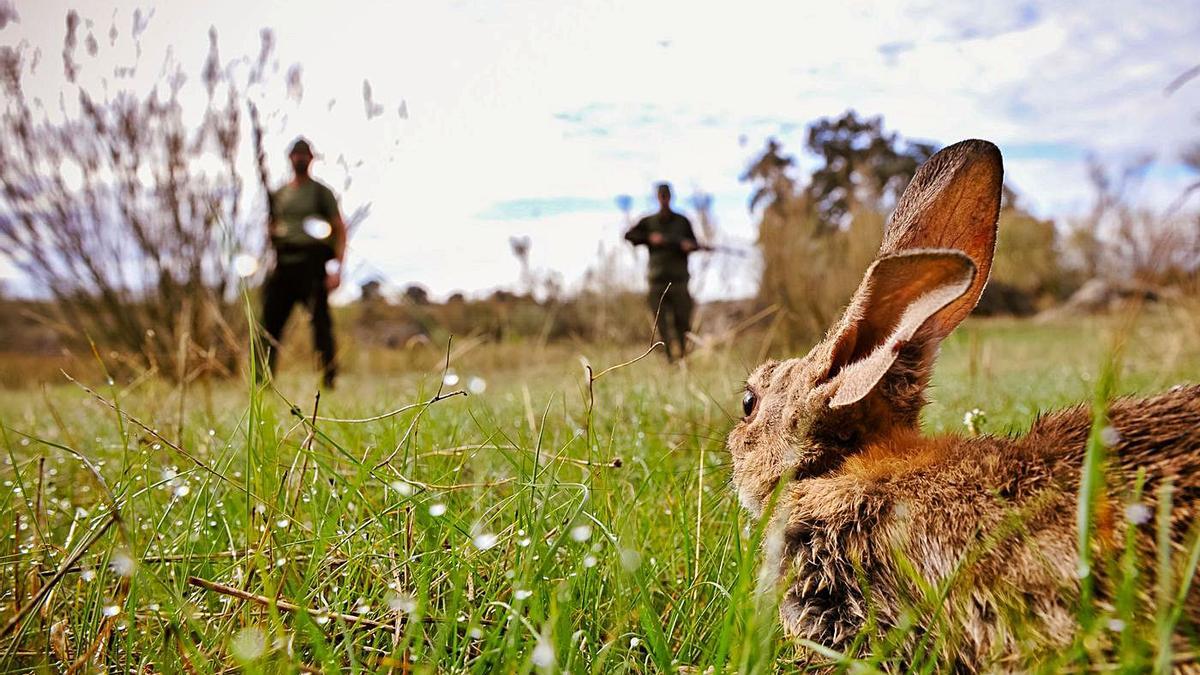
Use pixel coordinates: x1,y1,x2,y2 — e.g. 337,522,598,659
816,140,1003,411
878,139,1003,338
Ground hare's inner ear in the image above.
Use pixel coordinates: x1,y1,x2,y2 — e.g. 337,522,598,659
822,250,975,409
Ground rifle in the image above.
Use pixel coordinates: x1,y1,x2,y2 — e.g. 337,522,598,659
248,102,274,241
696,243,751,257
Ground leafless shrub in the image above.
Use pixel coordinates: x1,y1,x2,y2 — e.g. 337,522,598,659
1065,156,1200,287
0,14,342,380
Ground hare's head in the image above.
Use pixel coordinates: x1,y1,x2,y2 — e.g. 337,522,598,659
728,140,1004,517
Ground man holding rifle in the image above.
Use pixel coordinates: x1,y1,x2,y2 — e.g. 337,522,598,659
624,182,698,362
260,137,347,388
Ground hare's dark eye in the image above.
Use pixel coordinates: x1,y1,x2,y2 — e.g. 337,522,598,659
741,390,758,418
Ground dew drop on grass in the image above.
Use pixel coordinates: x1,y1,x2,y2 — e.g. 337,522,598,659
1107,618,1127,632
233,253,259,278
275,519,289,529
81,568,96,582
173,484,190,498
102,604,120,617
570,524,592,542
231,626,265,661
473,532,498,551
1100,425,1121,447
531,638,554,667
388,593,416,613
469,627,483,639
619,548,641,571
1124,503,1151,525
428,503,446,517
390,480,414,496
109,550,136,577
467,376,487,394
514,589,532,600
443,371,460,387
583,555,597,568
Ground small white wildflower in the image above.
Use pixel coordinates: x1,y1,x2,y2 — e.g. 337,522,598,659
473,532,498,551
531,638,554,668
109,550,136,577
963,408,987,435
390,480,414,496
467,376,487,394
233,253,260,278
428,503,447,517
102,604,120,618
1099,425,1121,447
514,589,532,600
630,636,641,649
570,524,592,542
230,626,266,661
388,593,417,613
583,555,597,568
1125,503,1152,525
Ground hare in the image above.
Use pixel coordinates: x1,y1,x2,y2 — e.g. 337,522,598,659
726,139,1200,668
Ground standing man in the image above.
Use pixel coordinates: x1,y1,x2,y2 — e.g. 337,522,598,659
260,138,347,388
624,182,698,362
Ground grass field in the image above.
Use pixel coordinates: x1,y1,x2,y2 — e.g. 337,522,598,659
1,307,1199,672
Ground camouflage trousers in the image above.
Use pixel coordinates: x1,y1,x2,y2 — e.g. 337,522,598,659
648,281,694,361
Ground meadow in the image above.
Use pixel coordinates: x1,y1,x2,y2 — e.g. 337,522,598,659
1,306,1199,673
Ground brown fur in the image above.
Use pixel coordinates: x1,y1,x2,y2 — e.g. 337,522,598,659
726,140,1200,669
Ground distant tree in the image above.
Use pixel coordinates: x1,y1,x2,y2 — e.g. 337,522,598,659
403,284,430,305
360,279,384,303
740,138,796,213
803,110,936,230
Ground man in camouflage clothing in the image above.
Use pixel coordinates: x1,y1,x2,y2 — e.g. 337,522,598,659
260,138,347,388
624,183,698,362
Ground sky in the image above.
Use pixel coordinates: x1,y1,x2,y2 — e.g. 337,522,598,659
3,0,1199,302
